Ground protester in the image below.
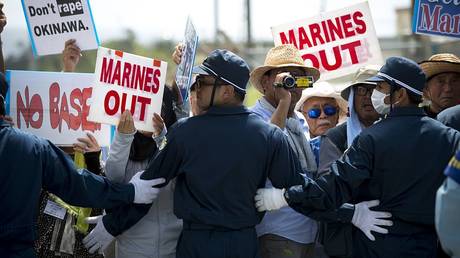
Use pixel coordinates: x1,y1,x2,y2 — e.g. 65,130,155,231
420,53,460,118
81,49,311,258
250,44,320,258
255,56,460,258
295,81,347,140
436,151,460,258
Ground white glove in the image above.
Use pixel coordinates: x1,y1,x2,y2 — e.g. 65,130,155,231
83,216,114,254
254,188,288,212
351,200,392,241
129,171,166,204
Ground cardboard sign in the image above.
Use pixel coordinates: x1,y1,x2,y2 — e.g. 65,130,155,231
413,0,460,39
21,0,99,56
271,1,383,81
6,70,111,146
175,17,199,101
88,47,167,132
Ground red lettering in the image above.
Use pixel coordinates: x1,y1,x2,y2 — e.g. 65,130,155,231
440,14,452,33
320,20,331,43
144,67,153,93
340,14,355,38
16,86,43,129
100,57,113,83
120,91,128,113
59,93,71,132
319,47,342,71
69,88,82,130
104,90,119,116
419,4,441,32
353,11,367,34
279,29,298,48
454,15,460,34
309,23,325,46
81,87,100,132
122,62,132,88
327,17,344,41
298,27,312,49
130,95,137,115
341,40,361,64
152,69,161,94
49,83,61,130
137,96,151,121
110,60,121,85
134,66,146,91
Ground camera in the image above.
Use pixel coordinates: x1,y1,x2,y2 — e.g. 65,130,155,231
275,75,314,89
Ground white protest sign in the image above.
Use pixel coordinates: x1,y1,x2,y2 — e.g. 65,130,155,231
21,0,99,56
6,70,111,146
88,47,167,132
271,1,383,81
175,17,199,100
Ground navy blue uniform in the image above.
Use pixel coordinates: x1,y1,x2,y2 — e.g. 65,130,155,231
102,106,308,258
0,120,135,258
287,107,460,258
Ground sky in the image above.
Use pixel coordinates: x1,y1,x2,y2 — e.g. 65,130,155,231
3,0,411,57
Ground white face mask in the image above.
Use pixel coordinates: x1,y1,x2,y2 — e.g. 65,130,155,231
371,89,390,115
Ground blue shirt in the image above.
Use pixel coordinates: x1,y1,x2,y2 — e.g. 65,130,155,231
251,99,318,244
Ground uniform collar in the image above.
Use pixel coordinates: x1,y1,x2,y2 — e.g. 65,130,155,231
206,105,251,116
387,106,426,118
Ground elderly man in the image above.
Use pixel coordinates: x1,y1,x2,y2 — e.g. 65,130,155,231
256,56,460,258
420,53,460,118
295,81,347,140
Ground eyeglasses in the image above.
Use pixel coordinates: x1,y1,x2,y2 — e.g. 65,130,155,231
355,85,376,96
306,105,338,119
195,76,225,90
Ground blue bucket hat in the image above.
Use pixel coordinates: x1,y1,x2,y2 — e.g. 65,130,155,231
366,56,426,96
192,49,250,93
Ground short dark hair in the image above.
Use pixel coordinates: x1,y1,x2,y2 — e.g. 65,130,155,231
390,85,422,105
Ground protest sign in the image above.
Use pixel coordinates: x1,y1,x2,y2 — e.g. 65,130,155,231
88,47,167,132
271,1,383,81
175,17,199,101
21,0,99,56
413,0,460,39
6,70,111,146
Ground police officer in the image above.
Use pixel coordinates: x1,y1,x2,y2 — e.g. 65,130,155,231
82,49,309,258
0,74,165,258
256,56,460,258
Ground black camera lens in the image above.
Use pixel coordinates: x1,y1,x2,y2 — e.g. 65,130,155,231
283,75,296,89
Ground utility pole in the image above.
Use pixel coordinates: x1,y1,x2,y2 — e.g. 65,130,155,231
214,0,219,45
246,0,252,48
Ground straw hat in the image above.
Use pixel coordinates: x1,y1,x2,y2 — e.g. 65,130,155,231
340,65,380,100
295,81,348,122
419,53,460,80
250,45,320,93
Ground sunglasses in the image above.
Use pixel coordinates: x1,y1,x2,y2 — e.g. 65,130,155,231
306,105,338,119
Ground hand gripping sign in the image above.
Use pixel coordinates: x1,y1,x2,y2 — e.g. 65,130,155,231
6,70,111,146
21,0,99,56
88,47,167,132
271,1,383,81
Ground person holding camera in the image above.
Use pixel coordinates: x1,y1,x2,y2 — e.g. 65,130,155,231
249,44,321,258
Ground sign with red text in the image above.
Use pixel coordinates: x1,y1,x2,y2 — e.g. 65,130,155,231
88,47,167,132
21,0,99,56
271,1,383,81
413,0,460,39
6,70,111,146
